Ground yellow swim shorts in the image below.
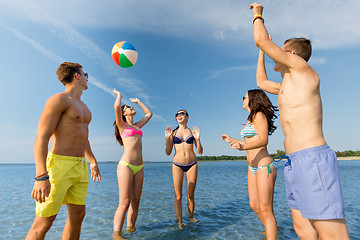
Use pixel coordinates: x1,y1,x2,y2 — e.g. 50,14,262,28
36,152,89,217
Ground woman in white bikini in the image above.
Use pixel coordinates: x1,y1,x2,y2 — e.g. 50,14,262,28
165,109,203,229
222,89,278,240
112,89,152,240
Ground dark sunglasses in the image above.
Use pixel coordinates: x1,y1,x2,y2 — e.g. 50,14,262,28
124,105,132,110
84,72,88,78
175,112,187,117
242,96,248,101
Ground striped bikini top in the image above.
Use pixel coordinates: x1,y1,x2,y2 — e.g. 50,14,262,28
241,121,258,138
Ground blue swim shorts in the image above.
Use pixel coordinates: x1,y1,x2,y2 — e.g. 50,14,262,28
284,145,345,220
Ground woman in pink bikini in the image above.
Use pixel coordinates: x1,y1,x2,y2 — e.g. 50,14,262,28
112,88,152,240
165,109,203,229
222,89,278,240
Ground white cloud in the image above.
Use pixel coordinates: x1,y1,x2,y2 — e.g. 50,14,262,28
206,65,255,80
151,114,165,122
2,0,360,50
0,21,115,96
0,22,65,63
88,76,114,95
0,0,156,107
309,57,327,66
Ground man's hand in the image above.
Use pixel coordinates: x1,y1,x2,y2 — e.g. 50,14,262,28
90,163,101,182
249,3,264,17
31,179,51,203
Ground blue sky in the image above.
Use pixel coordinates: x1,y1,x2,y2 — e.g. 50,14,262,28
0,0,359,163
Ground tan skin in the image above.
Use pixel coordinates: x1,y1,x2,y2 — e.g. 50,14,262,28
250,3,350,240
222,92,277,240
165,111,203,229
112,89,152,240
26,68,101,240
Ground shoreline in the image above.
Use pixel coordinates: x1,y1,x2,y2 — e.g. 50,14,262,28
337,157,360,160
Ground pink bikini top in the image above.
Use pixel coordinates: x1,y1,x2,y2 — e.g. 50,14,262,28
120,124,143,138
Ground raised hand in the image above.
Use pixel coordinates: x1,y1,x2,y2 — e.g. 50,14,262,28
165,126,172,138
221,134,232,143
192,126,200,139
113,88,122,98
249,3,263,17
129,97,140,104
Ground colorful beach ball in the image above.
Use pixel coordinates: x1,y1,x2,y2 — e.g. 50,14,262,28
111,41,138,68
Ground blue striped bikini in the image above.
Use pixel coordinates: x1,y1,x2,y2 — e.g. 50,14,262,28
242,121,276,176
241,121,258,138
249,161,276,176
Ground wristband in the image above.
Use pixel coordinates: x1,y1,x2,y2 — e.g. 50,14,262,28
253,14,264,24
35,175,49,181
35,172,48,179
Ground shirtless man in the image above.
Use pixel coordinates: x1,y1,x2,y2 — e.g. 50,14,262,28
26,62,101,240
250,3,349,239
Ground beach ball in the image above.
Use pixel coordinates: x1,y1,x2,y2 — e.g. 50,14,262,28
111,41,138,68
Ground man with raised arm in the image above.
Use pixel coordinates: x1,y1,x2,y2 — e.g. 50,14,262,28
250,3,349,239
26,62,101,240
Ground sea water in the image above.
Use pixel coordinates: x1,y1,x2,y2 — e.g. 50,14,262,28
0,160,359,239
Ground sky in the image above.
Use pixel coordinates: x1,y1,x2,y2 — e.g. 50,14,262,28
0,0,359,164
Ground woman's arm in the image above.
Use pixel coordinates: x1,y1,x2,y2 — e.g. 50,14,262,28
131,97,152,128
256,49,280,95
113,88,125,130
165,126,174,156
230,112,269,151
192,126,203,155
221,134,240,143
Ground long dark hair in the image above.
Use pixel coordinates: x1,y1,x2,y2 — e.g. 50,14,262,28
113,105,128,146
247,89,278,135
172,109,189,133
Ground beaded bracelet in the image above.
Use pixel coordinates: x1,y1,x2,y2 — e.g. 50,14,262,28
35,175,49,181
253,14,264,24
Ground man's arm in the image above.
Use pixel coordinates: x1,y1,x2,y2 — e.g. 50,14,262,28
250,3,307,70
32,94,67,203
85,140,101,182
257,49,280,95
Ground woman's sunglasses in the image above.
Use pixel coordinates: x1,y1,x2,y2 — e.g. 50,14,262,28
175,112,187,117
